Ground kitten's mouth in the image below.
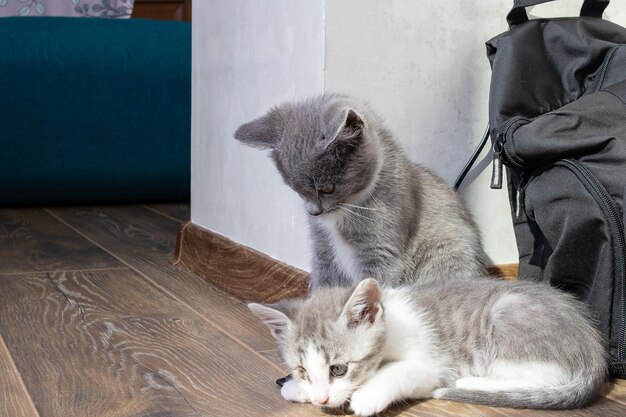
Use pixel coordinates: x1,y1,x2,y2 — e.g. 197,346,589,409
308,206,340,216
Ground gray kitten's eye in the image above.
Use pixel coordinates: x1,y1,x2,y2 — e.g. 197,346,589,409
330,364,348,377
318,184,335,195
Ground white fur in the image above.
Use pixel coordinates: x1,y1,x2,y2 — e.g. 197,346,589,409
454,376,537,391
435,360,570,398
350,360,440,416
349,290,444,415
382,290,436,360
482,360,569,388
303,343,332,405
319,221,362,282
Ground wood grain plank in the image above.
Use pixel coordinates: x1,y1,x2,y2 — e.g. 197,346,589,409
0,208,122,274
143,203,190,223
605,379,626,405
0,270,323,417
47,206,282,365
381,399,507,417
0,335,39,417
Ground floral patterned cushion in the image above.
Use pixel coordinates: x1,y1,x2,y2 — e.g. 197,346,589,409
0,0,134,18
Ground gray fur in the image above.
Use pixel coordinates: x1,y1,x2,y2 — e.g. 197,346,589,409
416,277,607,409
234,94,487,290
250,277,607,412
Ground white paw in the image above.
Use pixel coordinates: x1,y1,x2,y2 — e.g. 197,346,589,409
280,379,310,403
350,385,392,416
431,388,449,399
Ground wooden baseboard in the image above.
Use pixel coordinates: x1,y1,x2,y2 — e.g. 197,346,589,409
174,222,519,303
173,222,309,303
487,263,519,280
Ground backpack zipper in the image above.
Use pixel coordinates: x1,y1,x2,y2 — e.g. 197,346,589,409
513,165,552,220
490,116,531,189
590,46,619,93
520,159,626,362
559,159,626,363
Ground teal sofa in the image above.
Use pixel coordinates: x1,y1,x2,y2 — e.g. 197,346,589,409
0,17,190,205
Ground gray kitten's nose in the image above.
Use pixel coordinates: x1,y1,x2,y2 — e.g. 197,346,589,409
305,201,323,216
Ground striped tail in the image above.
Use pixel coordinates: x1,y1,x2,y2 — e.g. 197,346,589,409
432,371,606,409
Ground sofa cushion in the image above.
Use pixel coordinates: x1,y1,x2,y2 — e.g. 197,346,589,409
0,17,190,205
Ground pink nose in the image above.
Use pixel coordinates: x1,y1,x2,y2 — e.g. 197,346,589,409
317,396,329,405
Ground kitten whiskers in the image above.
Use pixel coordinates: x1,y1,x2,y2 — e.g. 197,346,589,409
340,203,380,211
338,206,374,221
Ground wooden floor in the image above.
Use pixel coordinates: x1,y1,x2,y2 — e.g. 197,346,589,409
1,205,625,417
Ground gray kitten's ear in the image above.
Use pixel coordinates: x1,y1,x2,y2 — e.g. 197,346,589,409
342,278,382,328
234,109,282,149
326,108,365,148
343,109,365,132
248,303,292,342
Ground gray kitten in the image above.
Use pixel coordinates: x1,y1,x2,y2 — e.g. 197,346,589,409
249,277,606,415
234,94,487,290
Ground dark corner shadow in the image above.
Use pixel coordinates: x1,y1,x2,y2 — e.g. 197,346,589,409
380,399,430,416
320,398,431,416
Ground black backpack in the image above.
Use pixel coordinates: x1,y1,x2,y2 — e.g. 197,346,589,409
486,0,626,377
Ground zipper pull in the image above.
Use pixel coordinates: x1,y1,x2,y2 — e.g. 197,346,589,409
515,185,525,219
514,172,528,220
490,140,503,189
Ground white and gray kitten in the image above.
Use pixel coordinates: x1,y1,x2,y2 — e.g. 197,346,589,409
249,277,606,415
235,94,487,290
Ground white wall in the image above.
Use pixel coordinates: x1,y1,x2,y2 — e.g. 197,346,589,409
192,0,626,270
191,0,324,270
324,0,517,264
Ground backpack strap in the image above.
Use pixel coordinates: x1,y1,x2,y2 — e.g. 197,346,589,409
507,0,610,27
453,124,490,191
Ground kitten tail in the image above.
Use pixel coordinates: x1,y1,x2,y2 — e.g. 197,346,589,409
432,368,606,409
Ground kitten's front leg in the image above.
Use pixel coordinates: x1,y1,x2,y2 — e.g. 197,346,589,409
280,378,311,403
350,360,439,416
310,237,353,290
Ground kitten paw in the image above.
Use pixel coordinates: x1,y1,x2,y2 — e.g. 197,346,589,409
350,386,391,416
280,379,310,403
431,388,449,399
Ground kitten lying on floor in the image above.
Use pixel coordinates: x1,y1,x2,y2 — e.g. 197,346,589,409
234,94,487,291
249,277,606,415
